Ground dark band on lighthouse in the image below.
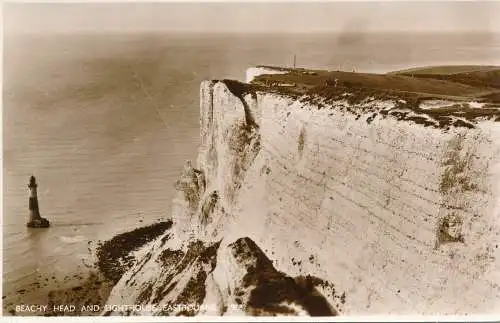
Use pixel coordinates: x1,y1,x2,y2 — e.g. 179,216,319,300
26,175,50,228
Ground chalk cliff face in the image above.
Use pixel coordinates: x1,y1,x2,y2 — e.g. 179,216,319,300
105,68,500,316
246,66,288,83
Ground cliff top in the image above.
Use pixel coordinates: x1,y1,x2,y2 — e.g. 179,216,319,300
251,65,500,102
224,65,500,129
388,65,500,76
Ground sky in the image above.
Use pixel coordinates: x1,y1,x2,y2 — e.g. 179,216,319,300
3,1,500,34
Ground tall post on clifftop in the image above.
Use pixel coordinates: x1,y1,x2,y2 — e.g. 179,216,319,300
293,54,296,69
27,175,50,228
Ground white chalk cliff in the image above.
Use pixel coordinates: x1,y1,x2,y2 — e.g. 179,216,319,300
104,67,500,316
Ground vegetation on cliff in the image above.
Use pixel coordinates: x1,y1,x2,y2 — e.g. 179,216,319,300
245,65,500,129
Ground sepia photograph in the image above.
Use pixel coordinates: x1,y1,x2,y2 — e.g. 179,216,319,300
2,0,500,320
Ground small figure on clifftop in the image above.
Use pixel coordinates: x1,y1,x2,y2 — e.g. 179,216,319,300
26,175,50,228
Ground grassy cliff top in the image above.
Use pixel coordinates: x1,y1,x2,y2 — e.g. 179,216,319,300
251,65,500,101
389,65,500,76
223,65,500,129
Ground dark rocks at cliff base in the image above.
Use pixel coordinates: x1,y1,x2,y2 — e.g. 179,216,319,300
95,220,173,283
26,217,50,228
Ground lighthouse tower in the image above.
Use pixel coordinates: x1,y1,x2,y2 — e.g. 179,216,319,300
27,175,50,228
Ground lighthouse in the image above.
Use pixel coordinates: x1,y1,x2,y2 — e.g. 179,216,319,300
27,175,50,228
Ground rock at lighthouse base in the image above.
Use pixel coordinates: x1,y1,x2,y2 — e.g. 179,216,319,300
27,217,50,228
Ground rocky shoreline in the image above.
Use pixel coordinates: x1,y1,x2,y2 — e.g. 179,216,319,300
94,220,173,285
4,220,173,317
45,221,173,317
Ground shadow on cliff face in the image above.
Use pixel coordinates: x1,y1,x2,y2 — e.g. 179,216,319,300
226,120,261,203
229,237,337,316
156,240,221,316
207,80,261,203
107,235,338,317
143,236,338,316
175,160,206,211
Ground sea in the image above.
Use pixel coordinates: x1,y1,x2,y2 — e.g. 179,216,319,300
3,32,500,310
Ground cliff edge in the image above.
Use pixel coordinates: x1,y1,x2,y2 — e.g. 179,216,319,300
104,66,500,316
